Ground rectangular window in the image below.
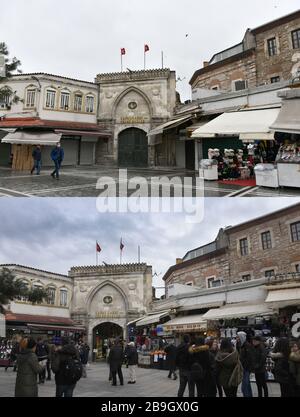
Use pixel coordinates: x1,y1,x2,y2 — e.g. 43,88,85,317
60,92,70,110
291,222,300,242
295,264,300,273
267,38,277,56
26,89,36,107
207,277,223,289
265,270,275,278
86,96,94,113
47,287,56,305
261,231,272,250
240,238,249,256
0,91,10,108
234,80,247,91
74,94,82,112
46,90,56,109
292,29,300,49
271,76,280,84
60,289,68,307
242,274,252,282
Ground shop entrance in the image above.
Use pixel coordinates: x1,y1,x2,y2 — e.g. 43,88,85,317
118,128,148,167
185,139,195,170
93,322,123,361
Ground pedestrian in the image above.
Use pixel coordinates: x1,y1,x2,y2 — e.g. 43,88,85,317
126,342,138,384
175,334,192,397
36,337,49,384
51,337,82,397
107,338,124,386
236,331,255,397
15,337,46,397
79,341,90,378
207,338,223,397
50,142,64,180
164,343,177,380
188,337,216,397
30,145,42,175
10,335,22,372
215,338,242,398
289,341,300,397
270,338,294,397
252,336,269,397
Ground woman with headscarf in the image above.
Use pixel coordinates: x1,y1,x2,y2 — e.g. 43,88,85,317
270,338,294,397
215,338,242,397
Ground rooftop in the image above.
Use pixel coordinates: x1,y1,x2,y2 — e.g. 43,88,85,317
8,72,96,86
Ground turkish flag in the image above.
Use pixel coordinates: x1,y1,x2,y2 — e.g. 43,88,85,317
120,238,124,251
144,44,149,53
96,242,101,253
121,48,126,55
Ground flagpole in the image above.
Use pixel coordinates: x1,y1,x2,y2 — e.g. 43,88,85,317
121,53,123,72
144,49,146,70
96,241,98,266
161,51,164,69
138,246,141,263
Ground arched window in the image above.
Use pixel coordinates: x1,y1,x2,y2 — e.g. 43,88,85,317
16,279,30,302
85,94,95,113
25,85,37,108
60,288,68,307
60,89,71,111
74,91,83,112
0,86,12,109
47,286,56,305
32,281,45,305
45,87,57,109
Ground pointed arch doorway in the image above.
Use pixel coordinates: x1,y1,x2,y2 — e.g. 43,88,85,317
118,128,148,167
93,322,123,361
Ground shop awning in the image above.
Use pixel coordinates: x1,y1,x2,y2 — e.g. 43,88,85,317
2,131,62,145
202,302,274,321
135,311,170,327
163,315,207,332
269,98,300,134
55,129,109,138
192,108,280,139
27,323,86,332
148,115,193,137
265,288,300,307
127,318,143,326
178,298,224,312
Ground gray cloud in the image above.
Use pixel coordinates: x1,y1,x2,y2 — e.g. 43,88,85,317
1,0,299,100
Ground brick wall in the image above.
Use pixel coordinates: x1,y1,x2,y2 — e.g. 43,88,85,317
255,17,300,85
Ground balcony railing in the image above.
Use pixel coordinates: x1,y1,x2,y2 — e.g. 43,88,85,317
267,272,300,284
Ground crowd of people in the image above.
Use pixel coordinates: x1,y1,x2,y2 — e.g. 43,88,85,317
165,332,300,398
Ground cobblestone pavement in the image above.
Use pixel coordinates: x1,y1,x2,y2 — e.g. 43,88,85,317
0,362,281,397
0,166,298,197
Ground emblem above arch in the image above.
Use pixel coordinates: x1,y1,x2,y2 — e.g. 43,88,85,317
112,87,153,124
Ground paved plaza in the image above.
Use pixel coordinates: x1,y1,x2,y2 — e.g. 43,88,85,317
0,166,299,198
0,362,281,397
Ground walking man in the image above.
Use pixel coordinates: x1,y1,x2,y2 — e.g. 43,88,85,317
31,145,42,175
50,142,64,180
165,343,178,380
126,342,138,384
36,337,49,384
175,334,191,397
252,336,269,397
108,338,124,386
237,331,255,397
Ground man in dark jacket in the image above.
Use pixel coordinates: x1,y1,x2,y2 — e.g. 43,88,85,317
108,338,124,386
252,336,268,397
51,337,81,397
50,142,64,180
126,342,138,384
175,334,191,397
31,145,42,175
237,331,255,397
165,343,177,380
36,337,49,384
79,342,90,378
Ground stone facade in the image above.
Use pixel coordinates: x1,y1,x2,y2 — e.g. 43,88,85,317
190,10,300,98
69,263,153,347
164,203,300,289
96,69,176,166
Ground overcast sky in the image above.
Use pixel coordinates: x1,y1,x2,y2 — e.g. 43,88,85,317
0,197,299,296
1,0,299,100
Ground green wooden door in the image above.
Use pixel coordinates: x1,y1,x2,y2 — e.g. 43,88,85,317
118,128,148,167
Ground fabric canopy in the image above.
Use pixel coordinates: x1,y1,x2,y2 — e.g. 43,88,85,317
2,131,62,145
202,303,274,320
192,108,280,139
148,115,193,137
55,129,108,138
178,298,224,312
269,98,300,134
265,288,300,306
27,323,86,332
136,311,170,327
163,315,207,332
0,128,16,140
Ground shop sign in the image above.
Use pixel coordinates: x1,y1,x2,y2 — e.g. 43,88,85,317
292,313,300,338
164,323,207,332
120,116,145,124
95,312,125,319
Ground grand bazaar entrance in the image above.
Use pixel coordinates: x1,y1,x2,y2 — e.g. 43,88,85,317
93,322,123,361
118,128,148,167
